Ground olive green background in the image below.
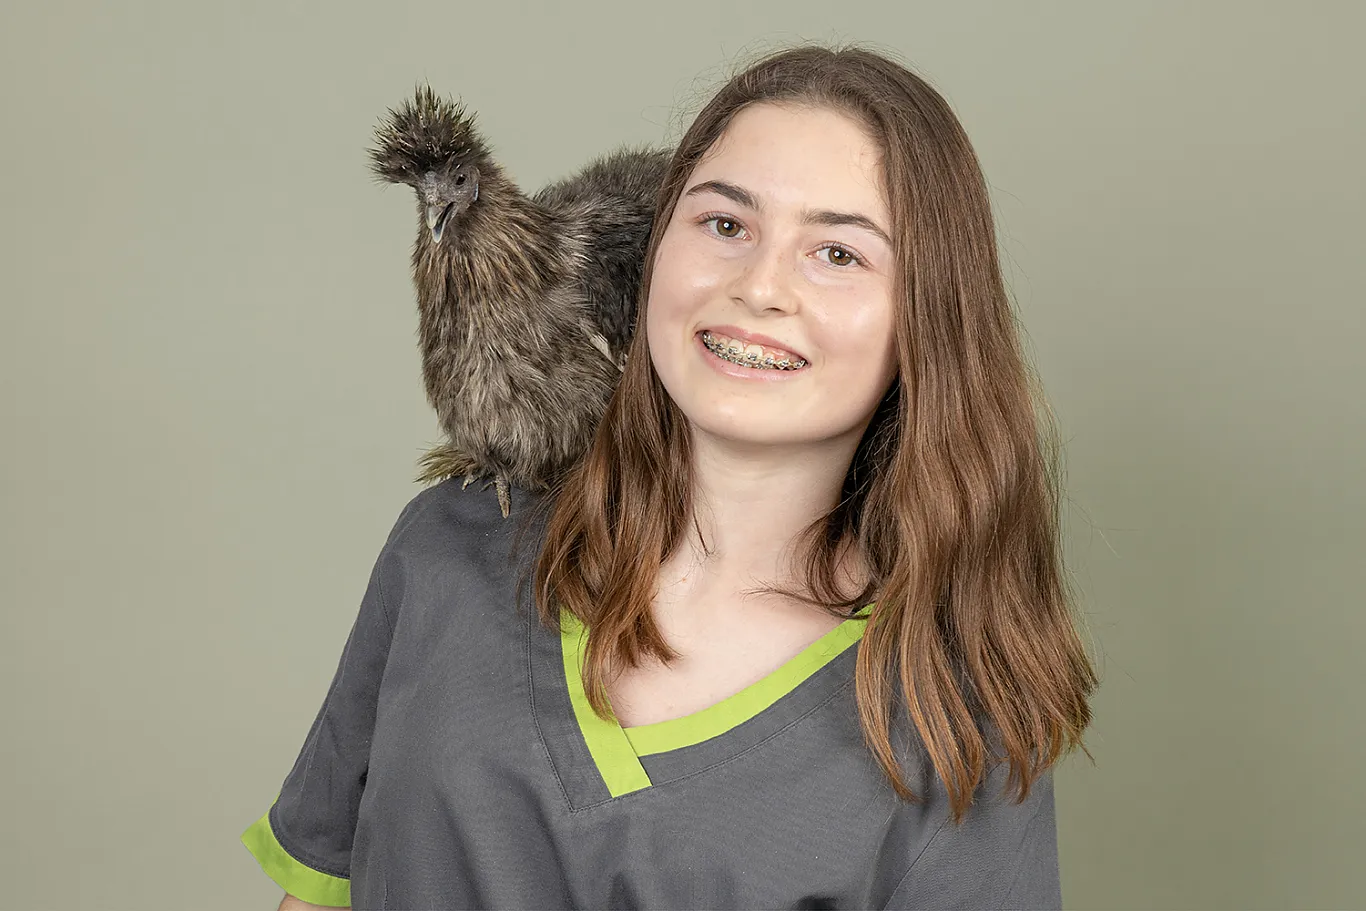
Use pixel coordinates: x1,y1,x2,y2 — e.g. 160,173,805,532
2,2,1361,909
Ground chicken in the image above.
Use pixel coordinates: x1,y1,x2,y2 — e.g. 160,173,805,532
368,86,670,516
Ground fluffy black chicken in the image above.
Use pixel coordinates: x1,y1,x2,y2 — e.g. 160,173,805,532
368,86,671,516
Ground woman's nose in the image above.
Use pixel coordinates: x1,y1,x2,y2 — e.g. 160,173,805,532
728,239,799,314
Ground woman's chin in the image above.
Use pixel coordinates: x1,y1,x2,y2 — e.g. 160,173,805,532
686,417,823,452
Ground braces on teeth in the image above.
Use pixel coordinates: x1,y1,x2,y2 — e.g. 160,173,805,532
701,331,807,370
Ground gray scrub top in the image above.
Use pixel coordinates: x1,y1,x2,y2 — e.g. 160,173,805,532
241,479,1062,909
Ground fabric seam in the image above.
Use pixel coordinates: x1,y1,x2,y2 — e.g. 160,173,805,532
528,596,576,813
994,790,1053,911
878,812,950,909
269,806,353,880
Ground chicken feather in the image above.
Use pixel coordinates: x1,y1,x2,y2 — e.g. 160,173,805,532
368,86,670,516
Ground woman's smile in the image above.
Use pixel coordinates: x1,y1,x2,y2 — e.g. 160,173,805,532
696,329,810,379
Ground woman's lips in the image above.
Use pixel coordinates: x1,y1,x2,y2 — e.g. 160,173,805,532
695,331,809,377
700,324,807,362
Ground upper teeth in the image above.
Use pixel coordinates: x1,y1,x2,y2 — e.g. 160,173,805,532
701,331,807,370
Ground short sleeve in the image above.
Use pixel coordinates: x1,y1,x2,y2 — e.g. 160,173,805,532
240,491,430,908
882,764,1063,911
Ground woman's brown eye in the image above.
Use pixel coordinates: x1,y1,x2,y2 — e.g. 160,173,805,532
825,246,858,266
714,219,740,237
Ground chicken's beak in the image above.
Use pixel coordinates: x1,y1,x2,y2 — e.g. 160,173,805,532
427,203,454,244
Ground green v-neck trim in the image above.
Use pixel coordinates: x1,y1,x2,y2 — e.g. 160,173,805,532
560,604,873,798
623,604,872,756
560,611,653,797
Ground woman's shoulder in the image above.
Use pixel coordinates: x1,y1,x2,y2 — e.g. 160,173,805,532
363,478,545,664
377,478,551,598
384,479,548,549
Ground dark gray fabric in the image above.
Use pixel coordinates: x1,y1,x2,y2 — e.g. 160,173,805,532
263,479,1063,910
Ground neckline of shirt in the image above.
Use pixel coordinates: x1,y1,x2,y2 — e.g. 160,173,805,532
559,603,874,797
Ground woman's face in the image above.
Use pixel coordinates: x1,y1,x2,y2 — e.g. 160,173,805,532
646,102,898,455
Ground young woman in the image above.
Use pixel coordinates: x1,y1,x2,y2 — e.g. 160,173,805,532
244,44,1097,910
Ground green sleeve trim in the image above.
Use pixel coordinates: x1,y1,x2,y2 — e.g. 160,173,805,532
240,808,352,908
622,602,874,757
560,612,654,797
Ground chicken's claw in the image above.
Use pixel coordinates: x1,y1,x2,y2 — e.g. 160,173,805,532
476,476,513,517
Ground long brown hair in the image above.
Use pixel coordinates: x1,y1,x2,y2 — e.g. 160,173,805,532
531,43,1097,823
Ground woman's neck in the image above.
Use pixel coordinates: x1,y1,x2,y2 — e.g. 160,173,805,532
656,428,868,620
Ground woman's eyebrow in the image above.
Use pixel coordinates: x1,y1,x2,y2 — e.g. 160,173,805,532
804,209,892,246
684,179,891,245
685,179,759,210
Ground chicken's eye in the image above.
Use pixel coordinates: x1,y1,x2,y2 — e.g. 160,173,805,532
455,174,467,186
713,218,741,237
